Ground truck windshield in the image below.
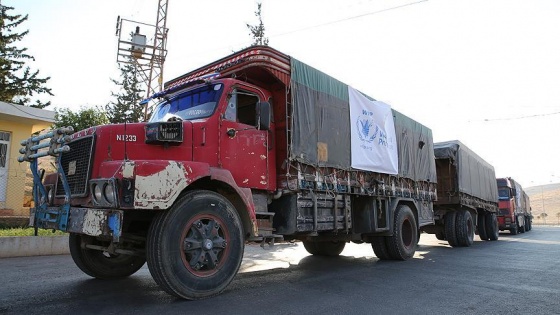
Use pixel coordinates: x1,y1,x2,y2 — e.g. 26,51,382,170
149,83,223,122
498,188,510,200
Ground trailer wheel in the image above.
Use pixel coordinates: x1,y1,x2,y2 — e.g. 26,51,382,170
444,212,459,247
435,231,446,241
69,233,146,279
519,218,526,233
146,190,244,300
526,218,532,231
303,240,346,256
477,212,489,241
485,212,499,241
371,236,392,260
455,210,474,247
386,205,417,260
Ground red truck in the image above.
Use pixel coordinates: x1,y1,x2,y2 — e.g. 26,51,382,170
496,177,532,234
21,46,503,300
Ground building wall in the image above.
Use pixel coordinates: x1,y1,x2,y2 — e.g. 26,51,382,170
0,118,52,216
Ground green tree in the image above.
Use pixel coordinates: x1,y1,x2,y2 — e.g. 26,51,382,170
0,3,53,108
246,2,269,46
54,106,109,132
106,59,145,124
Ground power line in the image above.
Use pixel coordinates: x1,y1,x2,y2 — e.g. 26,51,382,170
182,0,429,61
482,111,560,122
270,0,429,38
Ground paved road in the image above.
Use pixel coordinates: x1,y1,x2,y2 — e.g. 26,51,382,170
1,227,559,315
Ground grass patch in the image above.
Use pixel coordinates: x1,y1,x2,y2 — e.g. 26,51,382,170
0,228,66,237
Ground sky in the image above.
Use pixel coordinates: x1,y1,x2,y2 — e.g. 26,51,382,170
4,0,560,188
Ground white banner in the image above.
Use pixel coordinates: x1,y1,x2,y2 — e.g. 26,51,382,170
348,86,398,174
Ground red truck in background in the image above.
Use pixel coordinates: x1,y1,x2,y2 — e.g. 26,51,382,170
496,177,532,234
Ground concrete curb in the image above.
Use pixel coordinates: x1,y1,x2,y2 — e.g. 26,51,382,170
0,236,69,258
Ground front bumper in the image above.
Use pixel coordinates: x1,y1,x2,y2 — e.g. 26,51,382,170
31,207,123,242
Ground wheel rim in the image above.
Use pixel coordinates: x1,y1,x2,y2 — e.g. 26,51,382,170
402,218,414,249
181,213,230,277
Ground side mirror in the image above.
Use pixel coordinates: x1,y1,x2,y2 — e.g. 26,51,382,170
257,101,272,131
511,188,517,197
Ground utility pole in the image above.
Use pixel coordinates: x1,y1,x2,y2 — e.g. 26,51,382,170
116,0,170,121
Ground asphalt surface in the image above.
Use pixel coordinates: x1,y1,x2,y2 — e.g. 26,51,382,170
1,226,559,315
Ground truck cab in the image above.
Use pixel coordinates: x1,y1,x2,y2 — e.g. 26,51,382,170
496,177,525,234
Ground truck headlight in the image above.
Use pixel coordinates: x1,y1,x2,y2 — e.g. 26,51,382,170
93,184,103,203
90,179,119,208
104,183,115,204
47,187,54,205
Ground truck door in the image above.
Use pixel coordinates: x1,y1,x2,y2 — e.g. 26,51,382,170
219,87,273,190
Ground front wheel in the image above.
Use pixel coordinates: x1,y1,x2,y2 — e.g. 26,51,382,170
303,240,346,256
477,212,489,241
445,211,459,247
146,190,244,300
386,205,417,260
485,212,499,241
69,234,146,279
456,210,474,247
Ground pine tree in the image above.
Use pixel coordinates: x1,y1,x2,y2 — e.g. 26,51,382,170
106,59,145,124
0,3,53,108
246,2,269,46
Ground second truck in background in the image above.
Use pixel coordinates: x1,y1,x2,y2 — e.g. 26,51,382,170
423,140,499,246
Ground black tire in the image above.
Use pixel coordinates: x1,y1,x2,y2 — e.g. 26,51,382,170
445,211,459,247
526,218,532,231
478,212,489,241
435,231,446,241
371,236,392,260
456,210,474,247
510,222,518,235
519,218,526,233
485,212,499,241
146,190,244,300
386,205,417,261
69,233,146,279
303,240,346,256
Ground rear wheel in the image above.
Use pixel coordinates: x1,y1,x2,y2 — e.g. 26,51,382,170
477,212,489,241
386,205,417,260
435,231,446,241
456,210,474,247
69,234,146,279
303,240,346,256
519,218,526,233
371,236,392,260
485,212,499,241
146,190,244,300
445,211,459,247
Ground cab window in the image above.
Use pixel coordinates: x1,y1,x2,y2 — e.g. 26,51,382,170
225,89,259,127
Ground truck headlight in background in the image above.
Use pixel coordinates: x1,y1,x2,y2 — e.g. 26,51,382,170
90,179,118,208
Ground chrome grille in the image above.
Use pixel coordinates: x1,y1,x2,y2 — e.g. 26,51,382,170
56,135,95,197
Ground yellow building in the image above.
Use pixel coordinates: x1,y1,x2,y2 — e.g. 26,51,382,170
0,101,54,217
